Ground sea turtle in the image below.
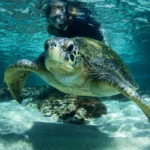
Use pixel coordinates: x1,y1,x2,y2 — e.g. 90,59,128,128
4,37,150,121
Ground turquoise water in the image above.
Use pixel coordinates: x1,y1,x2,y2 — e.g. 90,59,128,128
0,0,150,150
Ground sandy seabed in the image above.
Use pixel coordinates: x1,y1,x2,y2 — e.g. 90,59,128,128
0,94,150,150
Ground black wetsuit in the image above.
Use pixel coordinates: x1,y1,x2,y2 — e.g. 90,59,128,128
47,21,103,41
46,0,104,41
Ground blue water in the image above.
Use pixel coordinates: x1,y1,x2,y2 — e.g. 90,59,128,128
0,0,150,150
0,0,150,88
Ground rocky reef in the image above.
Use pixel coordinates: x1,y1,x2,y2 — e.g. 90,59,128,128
0,85,107,124
0,86,12,101
36,95,107,124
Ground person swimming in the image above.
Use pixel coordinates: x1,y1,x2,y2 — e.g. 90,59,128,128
45,0,104,41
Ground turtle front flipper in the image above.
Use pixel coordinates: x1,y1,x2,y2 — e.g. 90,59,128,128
4,59,47,103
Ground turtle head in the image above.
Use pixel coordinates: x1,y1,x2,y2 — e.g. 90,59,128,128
44,37,81,73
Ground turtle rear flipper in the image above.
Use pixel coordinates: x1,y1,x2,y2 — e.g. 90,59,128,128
95,73,150,122
106,78,150,122
118,83,150,122
4,59,45,103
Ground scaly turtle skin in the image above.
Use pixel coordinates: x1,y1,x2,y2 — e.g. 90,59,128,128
4,37,150,121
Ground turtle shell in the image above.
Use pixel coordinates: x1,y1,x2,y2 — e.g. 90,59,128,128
72,37,138,89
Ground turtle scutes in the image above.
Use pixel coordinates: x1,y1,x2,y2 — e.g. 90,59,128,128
4,37,150,122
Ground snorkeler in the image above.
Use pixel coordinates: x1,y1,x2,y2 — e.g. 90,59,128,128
45,0,104,41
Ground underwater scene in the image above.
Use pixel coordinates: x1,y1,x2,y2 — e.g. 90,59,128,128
0,0,150,150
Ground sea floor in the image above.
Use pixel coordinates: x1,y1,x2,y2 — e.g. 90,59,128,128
0,94,150,150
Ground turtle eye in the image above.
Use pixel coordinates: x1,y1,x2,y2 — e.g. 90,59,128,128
67,44,74,52
44,40,49,51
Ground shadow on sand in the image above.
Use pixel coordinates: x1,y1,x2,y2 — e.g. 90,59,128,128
25,122,110,150
1,122,150,150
